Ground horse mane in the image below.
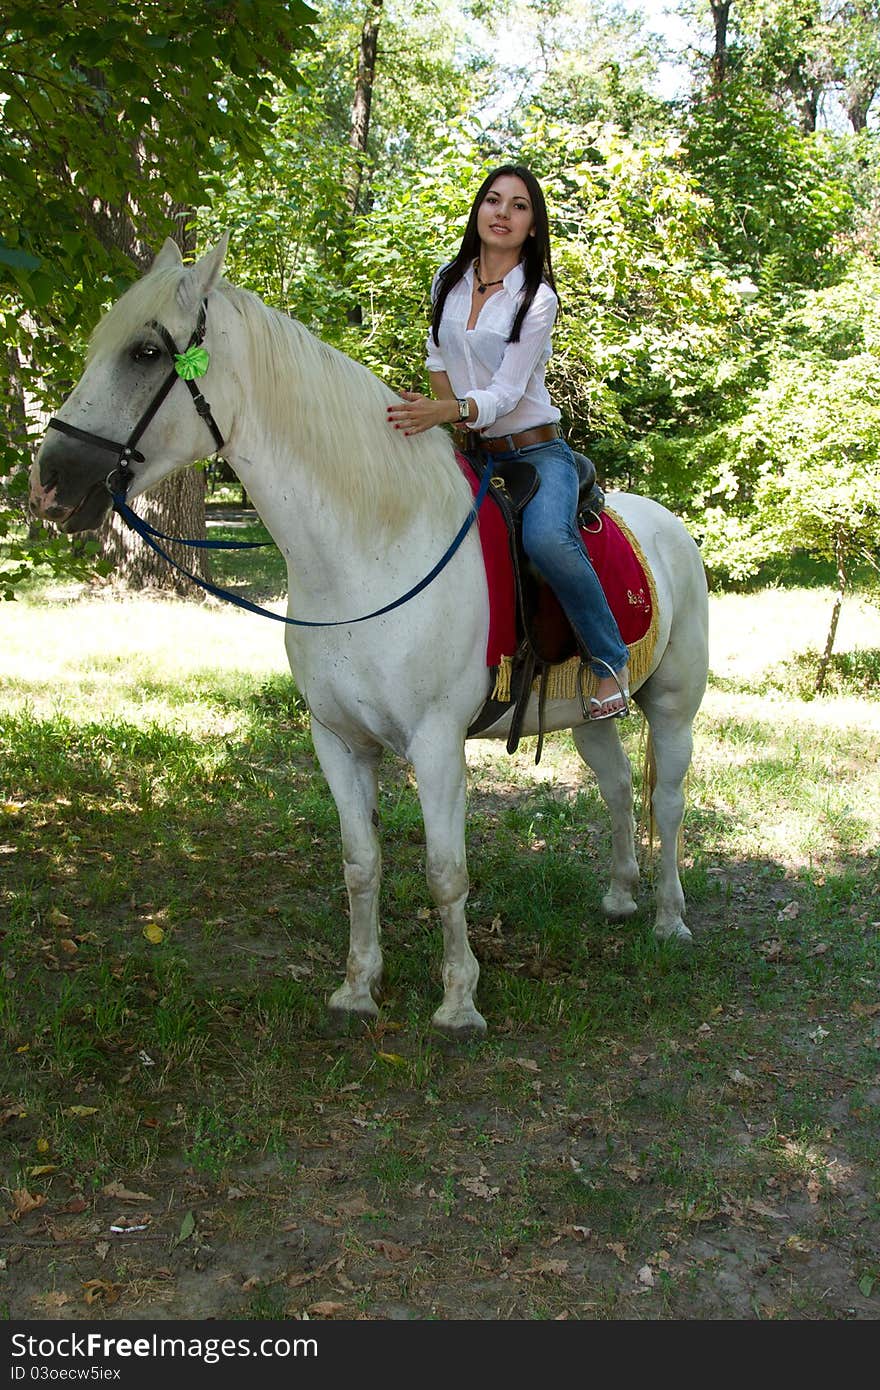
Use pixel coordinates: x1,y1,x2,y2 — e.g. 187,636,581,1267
89,265,472,536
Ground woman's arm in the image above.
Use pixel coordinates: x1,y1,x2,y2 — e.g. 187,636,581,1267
387,371,476,435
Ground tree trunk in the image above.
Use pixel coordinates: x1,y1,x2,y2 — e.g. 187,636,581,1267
710,0,732,86
787,76,820,133
101,466,210,595
346,1,383,328
348,0,382,217
815,530,847,695
845,79,877,132
100,205,213,597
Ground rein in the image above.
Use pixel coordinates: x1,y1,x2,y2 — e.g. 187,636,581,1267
49,301,491,627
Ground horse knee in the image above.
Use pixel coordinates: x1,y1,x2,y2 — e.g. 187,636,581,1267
426,854,468,908
343,854,380,898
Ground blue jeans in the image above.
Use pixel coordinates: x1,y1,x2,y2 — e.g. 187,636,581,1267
488,437,629,678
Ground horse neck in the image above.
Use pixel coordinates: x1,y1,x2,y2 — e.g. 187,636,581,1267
213,289,469,578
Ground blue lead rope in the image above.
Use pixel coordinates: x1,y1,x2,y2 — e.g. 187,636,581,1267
111,462,492,628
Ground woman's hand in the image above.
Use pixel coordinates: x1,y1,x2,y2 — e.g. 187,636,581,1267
386,390,460,436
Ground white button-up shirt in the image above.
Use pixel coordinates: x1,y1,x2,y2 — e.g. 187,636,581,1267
425,261,561,437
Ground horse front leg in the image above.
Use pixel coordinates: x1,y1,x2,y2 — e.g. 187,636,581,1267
410,729,485,1040
572,720,640,919
310,719,384,1022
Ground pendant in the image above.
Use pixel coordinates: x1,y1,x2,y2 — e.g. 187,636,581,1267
477,285,486,294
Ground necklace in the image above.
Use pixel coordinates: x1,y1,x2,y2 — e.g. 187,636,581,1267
473,258,504,295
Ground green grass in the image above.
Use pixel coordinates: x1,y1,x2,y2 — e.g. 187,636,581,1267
1,576,880,1320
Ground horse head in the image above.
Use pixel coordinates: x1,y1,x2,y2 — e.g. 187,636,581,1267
30,234,230,532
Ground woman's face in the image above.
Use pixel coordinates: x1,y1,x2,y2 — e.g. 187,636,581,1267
476,175,535,257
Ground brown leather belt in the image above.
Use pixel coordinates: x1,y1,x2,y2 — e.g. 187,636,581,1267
460,423,561,455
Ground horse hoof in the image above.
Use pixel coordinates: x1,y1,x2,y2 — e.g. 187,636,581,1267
602,890,638,921
431,1006,487,1042
327,985,380,1033
654,920,693,947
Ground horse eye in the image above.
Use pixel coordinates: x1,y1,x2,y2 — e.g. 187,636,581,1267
131,342,162,364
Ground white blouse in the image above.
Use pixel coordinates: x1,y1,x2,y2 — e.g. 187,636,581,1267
425,260,561,437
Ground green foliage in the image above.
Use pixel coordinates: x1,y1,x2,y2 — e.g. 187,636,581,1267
682,76,853,285
1,0,317,590
5,0,880,606
696,260,880,586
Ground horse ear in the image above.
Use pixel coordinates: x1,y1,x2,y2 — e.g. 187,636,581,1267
151,238,184,273
176,233,230,312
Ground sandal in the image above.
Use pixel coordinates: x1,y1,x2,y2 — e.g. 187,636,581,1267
589,689,630,721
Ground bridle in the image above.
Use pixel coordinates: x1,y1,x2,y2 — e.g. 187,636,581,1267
46,300,225,499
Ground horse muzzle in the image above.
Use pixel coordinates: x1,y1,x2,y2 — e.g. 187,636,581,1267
31,432,117,532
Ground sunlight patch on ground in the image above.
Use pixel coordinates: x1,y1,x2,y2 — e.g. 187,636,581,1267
708,588,880,683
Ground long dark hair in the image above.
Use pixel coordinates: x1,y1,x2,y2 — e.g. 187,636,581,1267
430,164,558,347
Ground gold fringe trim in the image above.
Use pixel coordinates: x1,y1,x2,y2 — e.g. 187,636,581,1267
490,506,661,703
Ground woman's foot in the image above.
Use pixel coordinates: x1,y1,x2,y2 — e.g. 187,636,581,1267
589,667,629,721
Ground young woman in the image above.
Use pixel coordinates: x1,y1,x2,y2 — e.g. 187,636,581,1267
387,165,629,719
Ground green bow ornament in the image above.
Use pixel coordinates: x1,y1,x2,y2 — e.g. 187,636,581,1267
174,345,211,380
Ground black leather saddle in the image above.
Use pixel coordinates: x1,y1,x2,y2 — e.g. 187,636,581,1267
466,451,605,760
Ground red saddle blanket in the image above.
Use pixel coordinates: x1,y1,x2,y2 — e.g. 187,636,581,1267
460,455,654,667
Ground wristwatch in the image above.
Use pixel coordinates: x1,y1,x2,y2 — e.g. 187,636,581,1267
456,398,470,422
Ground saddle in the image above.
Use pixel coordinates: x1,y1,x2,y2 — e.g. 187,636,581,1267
467,451,606,760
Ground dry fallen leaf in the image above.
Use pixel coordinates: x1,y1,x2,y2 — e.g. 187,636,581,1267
759,938,785,962
461,1176,500,1200
368,1239,411,1262
102,1181,154,1202
638,1264,655,1286
728,1068,756,1090
745,1199,787,1220
852,1001,880,1018
67,1105,98,1118
529,1259,569,1277
307,1301,346,1318
83,1279,121,1306
10,1189,46,1220
31,1291,70,1312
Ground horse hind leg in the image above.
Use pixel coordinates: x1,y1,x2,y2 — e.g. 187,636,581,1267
410,725,485,1040
310,719,384,1023
636,702,696,945
572,719,640,920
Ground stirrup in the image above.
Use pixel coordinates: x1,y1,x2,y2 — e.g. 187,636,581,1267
586,657,630,722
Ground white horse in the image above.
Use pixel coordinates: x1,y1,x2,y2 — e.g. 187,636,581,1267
30,236,709,1039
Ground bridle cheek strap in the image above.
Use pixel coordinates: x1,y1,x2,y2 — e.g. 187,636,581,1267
46,300,225,498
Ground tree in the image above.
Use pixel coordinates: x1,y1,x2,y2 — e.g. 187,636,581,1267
711,0,734,84
696,262,880,679
682,74,853,284
1,0,316,592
